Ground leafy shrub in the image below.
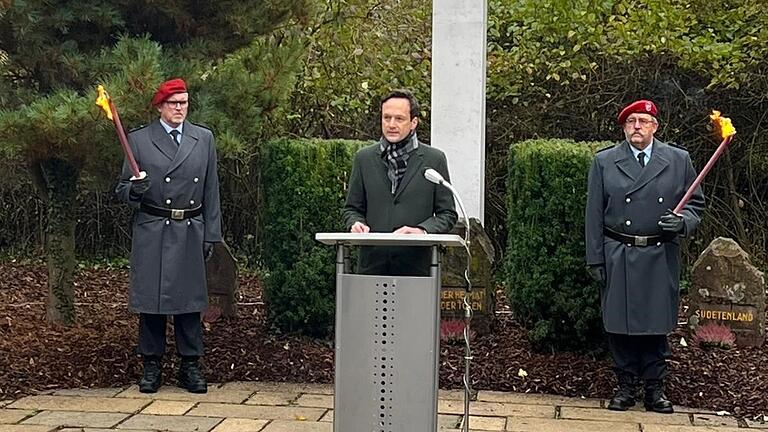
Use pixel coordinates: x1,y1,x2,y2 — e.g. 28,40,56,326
693,322,736,350
505,139,612,351
260,138,367,335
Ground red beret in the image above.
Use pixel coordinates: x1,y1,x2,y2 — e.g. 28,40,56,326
618,99,657,124
151,78,187,106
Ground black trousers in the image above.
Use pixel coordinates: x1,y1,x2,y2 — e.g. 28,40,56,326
607,333,669,380
138,313,203,358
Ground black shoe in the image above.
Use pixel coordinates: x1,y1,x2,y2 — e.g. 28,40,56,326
607,373,637,411
138,357,163,393
177,357,207,393
644,379,674,414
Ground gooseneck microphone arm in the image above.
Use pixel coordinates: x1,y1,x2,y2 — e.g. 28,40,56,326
423,167,473,432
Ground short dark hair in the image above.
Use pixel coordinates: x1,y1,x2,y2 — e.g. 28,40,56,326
381,89,420,119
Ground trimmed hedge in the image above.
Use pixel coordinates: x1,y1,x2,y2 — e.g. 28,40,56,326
505,139,612,351
260,138,367,336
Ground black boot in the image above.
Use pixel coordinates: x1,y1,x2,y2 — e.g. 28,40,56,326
607,373,637,411
138,356,163,393
644,379,674,413
177,357,207,393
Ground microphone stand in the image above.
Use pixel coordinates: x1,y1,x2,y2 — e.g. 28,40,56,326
424,169,473,432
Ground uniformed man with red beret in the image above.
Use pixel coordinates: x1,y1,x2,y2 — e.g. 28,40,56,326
585,100,704,413
116,78,222,394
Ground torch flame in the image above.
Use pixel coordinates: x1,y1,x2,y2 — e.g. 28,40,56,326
709,110,736,139
95,85,114,121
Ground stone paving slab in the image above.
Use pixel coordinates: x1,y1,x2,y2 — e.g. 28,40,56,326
692,413,740,428
465,415,507,430
643,425,746,432
54,388,125,398
560,406,692,426
22,411,129,428
139,400,196,415
188,403,326,421
439,399,555,418
116,386,253,404
0,409,34,424
117,414,222,431
9,395,149,413
478,391,603,408
209,418,270,432
244,391,300,406
59,429,155,432
504,417,641,432
219,382,333,395
0,425,57,432
294,394,333,409
260,420,333,432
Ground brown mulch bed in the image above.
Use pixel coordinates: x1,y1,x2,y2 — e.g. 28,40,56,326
1,261,766,422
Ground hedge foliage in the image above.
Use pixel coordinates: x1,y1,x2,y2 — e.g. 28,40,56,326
260,138,367,335
505,139,611,351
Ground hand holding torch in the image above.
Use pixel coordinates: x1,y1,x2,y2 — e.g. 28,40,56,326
95,85,144,179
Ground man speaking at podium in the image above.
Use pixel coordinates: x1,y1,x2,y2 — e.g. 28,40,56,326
342,89,457,276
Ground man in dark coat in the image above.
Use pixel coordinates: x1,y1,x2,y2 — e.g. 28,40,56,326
585,99,704,413
342,89,457,276
116,78,222,394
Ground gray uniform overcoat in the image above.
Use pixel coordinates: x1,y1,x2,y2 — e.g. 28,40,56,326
116,120,222,315
342,142,458,276
585,139,704,335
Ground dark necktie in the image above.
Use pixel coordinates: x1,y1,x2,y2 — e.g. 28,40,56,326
638,151,646,168
169,130,180,145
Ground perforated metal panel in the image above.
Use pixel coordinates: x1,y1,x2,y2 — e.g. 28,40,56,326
334,274,440,432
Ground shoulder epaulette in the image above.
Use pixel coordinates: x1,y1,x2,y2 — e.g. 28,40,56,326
128,124,147,133
595,144,616,153
190,121,212,132
667,142,687,151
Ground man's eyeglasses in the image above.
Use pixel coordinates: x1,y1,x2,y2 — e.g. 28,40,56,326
164,100,189,108
624,117,656,128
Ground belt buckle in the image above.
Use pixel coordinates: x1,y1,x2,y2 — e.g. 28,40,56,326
635,235,648,247
171,209,184,220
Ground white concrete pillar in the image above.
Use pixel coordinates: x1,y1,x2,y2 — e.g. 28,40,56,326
431,0,487,223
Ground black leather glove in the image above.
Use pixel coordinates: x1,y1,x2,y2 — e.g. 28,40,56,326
130,176,151,196
204,242,215,261
658,210,685,234
588,265,605,283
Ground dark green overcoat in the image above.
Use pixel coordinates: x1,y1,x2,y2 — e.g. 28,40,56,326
342,142,458,276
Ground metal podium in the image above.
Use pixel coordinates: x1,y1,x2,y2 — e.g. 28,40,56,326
315,233,464,432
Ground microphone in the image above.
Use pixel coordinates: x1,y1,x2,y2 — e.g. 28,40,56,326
423,167,469,248
424,168,446,185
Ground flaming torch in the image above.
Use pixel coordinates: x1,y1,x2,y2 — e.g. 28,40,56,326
672,111,736,214
95,85,143,179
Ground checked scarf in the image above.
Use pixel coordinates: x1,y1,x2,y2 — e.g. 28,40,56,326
380,132,419,194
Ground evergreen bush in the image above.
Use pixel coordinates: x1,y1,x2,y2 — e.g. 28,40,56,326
260,138,367,335
505,139,612,351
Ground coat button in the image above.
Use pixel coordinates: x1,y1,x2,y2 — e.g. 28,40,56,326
658,197,664,203
194,177,199,183
165,177,171,183
190,200,195,205
625,197,631,203
165,220,170,225
656,242,662,246
187,220,191,226
165,199,171,205
625,220,631,226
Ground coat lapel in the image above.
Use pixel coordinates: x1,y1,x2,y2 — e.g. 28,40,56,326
626,139,670,195
614,141,640,181
394,146,424,199
166,121,199,175
149,121,177,161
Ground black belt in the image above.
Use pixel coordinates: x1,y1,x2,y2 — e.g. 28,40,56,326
604,227,674,247
140,203,203,220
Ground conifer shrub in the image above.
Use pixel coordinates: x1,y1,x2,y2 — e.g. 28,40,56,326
504,139,612,351
260,138,367,335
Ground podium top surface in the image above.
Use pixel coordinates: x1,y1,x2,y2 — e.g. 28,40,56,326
315,232,465,247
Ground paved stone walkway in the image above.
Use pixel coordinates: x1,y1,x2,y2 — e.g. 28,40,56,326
0,382,761,431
